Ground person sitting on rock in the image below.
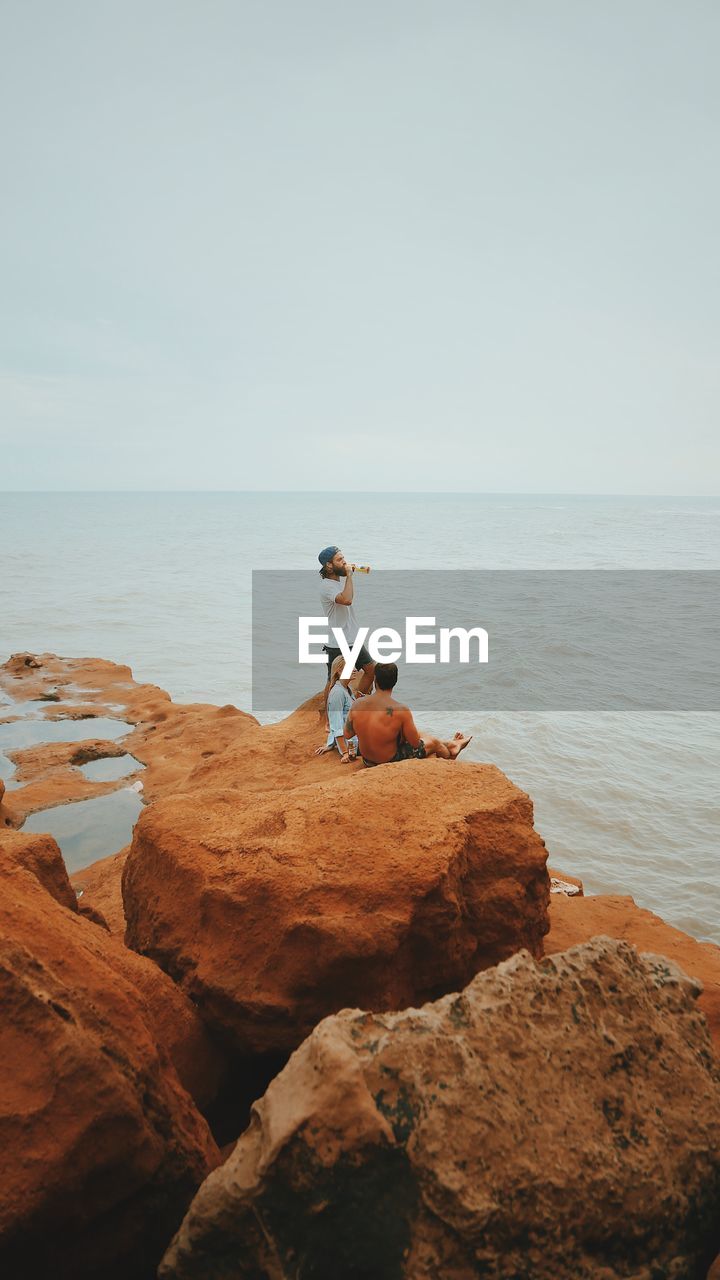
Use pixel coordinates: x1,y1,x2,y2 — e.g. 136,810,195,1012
344,662,472,767
314,657,359,764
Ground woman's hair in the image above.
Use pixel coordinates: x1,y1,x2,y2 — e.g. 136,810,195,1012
329,655,346,687
329,656,356,689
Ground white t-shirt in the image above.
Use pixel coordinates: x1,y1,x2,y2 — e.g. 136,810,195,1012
319,574,359,646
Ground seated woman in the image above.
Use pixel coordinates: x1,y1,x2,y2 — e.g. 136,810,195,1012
315,657,359,763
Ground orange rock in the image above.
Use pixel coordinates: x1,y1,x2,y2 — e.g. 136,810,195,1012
0,830,225,1280
123,760,549,1057
4,650,43,671
2,828,79,909
160,939,720,1280
0,653,263,940
546,893,720,1052
1,829,226,1109
72,846,129,934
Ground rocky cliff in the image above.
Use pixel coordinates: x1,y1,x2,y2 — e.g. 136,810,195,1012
2,651,719,1279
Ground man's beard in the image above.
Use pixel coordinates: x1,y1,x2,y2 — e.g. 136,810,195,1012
337,566,347,576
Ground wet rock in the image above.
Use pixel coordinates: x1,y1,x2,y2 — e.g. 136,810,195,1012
6,651,43,670
0,830,226,1280
123,760,549,1057
0,651,258,824
160,939,720,1280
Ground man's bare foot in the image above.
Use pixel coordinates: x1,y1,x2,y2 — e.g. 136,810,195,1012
448,734,472,758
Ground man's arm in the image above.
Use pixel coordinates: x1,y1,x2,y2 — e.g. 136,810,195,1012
335,567,354,606
400,706,422,748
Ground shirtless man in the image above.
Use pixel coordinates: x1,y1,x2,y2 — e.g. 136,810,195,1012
345,661,472,767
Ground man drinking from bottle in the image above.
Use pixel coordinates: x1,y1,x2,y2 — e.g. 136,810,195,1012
318,546,375,704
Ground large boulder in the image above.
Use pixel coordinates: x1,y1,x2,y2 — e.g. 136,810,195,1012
123,760,549,1056
160,939,720,1280
0,830,225,1109
0,831,223,1280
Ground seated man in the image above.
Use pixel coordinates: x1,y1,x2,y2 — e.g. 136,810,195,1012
345,661,472,767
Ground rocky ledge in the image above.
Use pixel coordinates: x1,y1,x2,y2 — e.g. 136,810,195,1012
1,652,719,1279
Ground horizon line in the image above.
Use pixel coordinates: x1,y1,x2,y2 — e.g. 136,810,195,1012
2,489,719,499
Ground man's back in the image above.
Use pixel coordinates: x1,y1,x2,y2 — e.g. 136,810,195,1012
350,691,418,764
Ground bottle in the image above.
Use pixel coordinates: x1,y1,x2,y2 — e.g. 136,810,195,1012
351,564,371,574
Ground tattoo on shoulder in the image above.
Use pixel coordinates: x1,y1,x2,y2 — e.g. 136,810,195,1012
385,707,394,716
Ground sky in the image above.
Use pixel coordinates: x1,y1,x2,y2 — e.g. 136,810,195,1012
1,0,718,493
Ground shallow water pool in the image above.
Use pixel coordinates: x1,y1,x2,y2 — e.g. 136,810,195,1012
0,699,54,720
79,754,145,782
0,752,16,782
22,788,144,872
0,716,133,751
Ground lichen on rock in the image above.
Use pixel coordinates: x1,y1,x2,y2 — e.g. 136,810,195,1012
160,938,720,1280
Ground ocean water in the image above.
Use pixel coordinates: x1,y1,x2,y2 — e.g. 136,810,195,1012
2,492,719,943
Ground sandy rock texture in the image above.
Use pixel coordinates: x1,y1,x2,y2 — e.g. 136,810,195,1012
547,892,720,1052
72,846,130,933
160,939,720,1280
0,829,224,1280
122,760,549,1056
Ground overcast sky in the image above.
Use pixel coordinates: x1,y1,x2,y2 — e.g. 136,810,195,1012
1,1,718,492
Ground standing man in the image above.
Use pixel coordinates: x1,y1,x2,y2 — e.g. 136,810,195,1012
318,547,375,707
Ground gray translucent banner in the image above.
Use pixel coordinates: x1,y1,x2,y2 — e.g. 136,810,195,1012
252,571,719,717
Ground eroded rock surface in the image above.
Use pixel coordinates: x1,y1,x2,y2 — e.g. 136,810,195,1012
547,891,720,1052
0,652,257,831
123,761,549,1056
161,939,720,1280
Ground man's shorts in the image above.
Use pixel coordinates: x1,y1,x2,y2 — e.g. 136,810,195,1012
324,644,373,680
362,738,427,767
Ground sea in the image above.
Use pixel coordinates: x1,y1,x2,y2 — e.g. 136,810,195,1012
2,491,719,945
